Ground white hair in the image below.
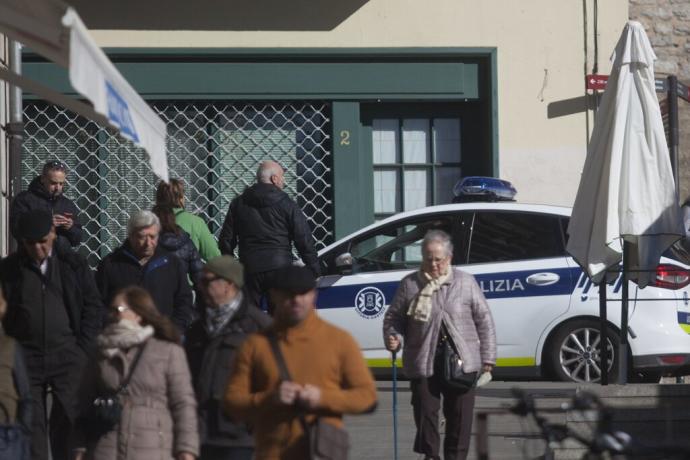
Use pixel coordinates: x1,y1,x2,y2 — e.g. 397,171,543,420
256,161,282,184
127,210,160,236
422,229,453,257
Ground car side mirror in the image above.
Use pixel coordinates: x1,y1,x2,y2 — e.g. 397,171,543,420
334,252,353,274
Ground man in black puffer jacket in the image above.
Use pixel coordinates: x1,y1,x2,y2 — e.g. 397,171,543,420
96,210,194,333
10,160,83,249
218,160,320,308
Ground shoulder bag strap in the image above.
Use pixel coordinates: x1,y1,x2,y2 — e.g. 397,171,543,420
267,333,311,432
441,320,462,358
116,341,147,395
268,333,292,382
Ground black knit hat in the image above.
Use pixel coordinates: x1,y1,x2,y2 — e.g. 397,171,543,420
269,265,316,294
17,209,53,241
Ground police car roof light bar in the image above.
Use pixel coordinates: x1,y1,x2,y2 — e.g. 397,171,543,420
452,176,517,203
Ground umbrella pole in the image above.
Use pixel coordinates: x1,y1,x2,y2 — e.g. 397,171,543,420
599,282,608,386
618,241,631,384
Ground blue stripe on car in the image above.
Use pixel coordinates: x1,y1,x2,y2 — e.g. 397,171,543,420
316,267,582,309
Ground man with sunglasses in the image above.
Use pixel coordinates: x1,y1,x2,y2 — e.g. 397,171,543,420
185,255,271,460
10,160,83,249
0,209,103,460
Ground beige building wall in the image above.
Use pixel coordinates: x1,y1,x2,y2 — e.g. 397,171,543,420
85,0,629,207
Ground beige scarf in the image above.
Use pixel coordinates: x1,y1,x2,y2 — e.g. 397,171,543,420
97,319,154,358
407,268,450,322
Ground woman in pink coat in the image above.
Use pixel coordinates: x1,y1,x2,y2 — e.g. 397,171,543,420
73,286,199,460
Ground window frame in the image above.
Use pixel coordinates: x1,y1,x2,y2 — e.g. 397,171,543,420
370,114,463,220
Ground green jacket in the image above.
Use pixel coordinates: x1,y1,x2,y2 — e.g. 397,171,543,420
174,208,221,261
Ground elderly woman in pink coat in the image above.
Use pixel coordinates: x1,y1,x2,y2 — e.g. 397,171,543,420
383,230,496,460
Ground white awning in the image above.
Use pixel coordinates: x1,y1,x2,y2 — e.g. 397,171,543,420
0,0,168,182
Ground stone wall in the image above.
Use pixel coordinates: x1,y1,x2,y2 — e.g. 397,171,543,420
630,0,690,202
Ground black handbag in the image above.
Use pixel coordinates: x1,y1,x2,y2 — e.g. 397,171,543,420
85,343,146,438
438,323,478,393
268,334,350,460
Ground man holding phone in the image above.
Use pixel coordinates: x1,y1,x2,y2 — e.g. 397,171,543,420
10,160,83,249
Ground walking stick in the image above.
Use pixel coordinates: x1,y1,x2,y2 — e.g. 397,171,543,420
392,350,399,460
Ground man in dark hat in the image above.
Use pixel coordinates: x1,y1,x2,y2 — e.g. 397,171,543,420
0,209,103,460
224,265,376,460
10,160,83,248
185,256,271,460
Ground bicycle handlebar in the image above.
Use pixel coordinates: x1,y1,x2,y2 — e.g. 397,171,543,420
510,387,690,459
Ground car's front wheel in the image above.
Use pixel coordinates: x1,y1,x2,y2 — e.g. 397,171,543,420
548,319,619,383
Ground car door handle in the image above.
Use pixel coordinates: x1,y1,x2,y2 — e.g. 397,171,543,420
526,272,560,286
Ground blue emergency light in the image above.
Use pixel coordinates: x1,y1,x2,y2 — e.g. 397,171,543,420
452,176,517,202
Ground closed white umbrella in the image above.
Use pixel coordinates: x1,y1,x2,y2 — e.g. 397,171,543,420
567,21,684,383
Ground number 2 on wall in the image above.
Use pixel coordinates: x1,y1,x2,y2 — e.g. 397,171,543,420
339,130,351,146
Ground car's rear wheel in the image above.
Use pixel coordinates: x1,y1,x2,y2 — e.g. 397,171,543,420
548,319,619,383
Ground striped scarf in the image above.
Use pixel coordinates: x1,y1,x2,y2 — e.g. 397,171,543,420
205,292,243,337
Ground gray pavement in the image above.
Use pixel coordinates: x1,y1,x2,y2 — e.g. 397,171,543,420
346,380,690,460
347,380,556,460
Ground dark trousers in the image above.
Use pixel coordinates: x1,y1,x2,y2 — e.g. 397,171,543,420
244,269,282,312
411,374,476,460
200,445,254,460
24,344,85,460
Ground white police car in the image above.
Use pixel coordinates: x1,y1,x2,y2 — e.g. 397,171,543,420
314,197,690,383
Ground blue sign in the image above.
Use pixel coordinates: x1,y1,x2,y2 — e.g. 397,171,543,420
106,81,139,143
354,286,386,319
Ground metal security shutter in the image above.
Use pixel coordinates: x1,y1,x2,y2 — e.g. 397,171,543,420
23,101,333,268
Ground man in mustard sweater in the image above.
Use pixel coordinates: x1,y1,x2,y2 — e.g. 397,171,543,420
224,266,377,460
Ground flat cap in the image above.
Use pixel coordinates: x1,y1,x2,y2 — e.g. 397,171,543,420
269,265,316,294
17,209,53,241
204,255,244,288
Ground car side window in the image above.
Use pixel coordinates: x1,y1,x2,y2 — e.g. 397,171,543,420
468,211,566,263
349,215,456,273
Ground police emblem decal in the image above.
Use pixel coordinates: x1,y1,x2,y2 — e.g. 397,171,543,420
354,287,386,319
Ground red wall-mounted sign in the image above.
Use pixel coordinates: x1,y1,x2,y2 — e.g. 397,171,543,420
586,74,609,91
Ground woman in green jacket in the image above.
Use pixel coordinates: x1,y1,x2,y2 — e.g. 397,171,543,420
156,179,221,261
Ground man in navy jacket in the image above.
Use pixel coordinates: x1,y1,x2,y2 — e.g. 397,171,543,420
96,210,194,333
